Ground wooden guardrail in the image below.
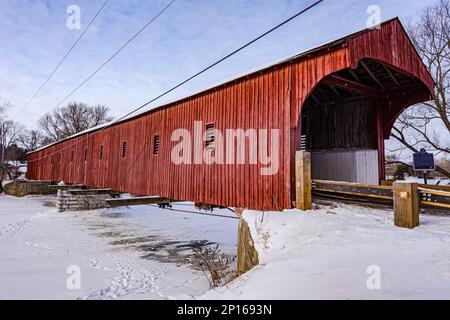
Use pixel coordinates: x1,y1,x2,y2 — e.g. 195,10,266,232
312,180,450,210
313,180,393,200
419,188,450,209
295,151,448,229
311,179,450,229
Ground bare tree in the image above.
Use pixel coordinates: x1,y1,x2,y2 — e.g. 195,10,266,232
38,102,113,142
0,103,7,118
1,103,24,190
437,158,450,173
1,103,22,162
0,120,23,158
0,103,10,191
17,130,45,152
389,0,450,178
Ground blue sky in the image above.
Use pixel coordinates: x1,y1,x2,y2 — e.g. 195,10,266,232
0,0,437,128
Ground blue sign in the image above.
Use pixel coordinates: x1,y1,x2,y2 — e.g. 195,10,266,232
413,149,435,171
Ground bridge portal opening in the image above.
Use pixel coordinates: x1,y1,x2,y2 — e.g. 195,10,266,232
301,58,431,185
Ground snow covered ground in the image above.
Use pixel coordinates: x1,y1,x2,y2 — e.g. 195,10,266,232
0,194,238,300
204,203,450,300
404,177,450,186
2,192,450,300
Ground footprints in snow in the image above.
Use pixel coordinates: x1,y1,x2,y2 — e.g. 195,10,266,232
84,257,170,300
0,218,30,240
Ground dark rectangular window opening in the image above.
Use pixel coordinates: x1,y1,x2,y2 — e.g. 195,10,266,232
70,151,74,162
153,135,160,155
205,123,215,151
122,141,127,159
84,149,88,161
99,145,104,160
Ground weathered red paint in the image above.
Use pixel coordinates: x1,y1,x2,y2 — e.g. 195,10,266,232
27,19,434,210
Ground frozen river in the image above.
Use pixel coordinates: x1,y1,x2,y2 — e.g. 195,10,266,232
0,194,238,299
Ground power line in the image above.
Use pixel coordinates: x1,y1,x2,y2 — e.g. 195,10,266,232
112,0,325,170
27,0,325,163
14,0,110,119
114,0,325,124
51,0,177,110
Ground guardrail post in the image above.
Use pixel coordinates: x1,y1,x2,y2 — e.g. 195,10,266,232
393,182,419,229
296,151,312,210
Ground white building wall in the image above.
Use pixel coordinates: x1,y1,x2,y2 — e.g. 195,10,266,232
311,150,379,185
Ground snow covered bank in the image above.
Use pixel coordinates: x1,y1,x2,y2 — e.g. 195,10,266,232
204,203,450,300
0,195,237,299
3,193,449,300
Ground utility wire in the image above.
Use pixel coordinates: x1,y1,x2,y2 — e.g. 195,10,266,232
52,0,177,110
27,0,325,163
14,0,110,119
113,0,325,124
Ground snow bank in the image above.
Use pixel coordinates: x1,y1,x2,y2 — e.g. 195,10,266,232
203,204,450,300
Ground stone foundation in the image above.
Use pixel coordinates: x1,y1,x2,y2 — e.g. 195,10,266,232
237,218,259,274
56,190,111,212
3,180,56,197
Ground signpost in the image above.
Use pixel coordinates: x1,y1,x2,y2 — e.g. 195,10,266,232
413,149,435,185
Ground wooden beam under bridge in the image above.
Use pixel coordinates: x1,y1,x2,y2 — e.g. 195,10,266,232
322,74,382,98
106,196,172,208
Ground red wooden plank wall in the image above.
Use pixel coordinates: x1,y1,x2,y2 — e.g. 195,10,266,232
27,65,294,211
348,20,434,91
26,19,434,211
348,19,434,139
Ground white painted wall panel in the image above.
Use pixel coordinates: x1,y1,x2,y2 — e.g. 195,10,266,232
312,150,379,185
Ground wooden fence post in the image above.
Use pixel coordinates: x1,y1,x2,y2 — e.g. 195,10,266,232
296,151,312,210
393,182,419,229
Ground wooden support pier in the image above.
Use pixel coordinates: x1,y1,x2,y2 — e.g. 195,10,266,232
295,151,312,210
393,182,420,229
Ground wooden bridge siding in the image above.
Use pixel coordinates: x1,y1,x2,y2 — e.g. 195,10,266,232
26,19,435,211
27,48,355,211
348,20,434,90
348,20,434,138
287,47,351,202
28,66,293,211
286,20,435,195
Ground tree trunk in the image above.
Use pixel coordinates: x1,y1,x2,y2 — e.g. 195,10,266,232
0,165,12,181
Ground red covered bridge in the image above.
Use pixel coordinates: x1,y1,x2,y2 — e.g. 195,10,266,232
27,18,434,211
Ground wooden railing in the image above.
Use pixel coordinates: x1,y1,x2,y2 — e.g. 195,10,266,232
419,188,450,209
312,179,450,210
295,151,449,229
313,180,393,200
